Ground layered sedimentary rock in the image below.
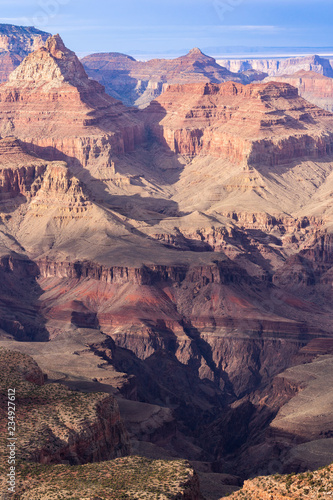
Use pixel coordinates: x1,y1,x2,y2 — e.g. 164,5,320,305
218,54,333,77
269,355,333,467
1,36,333,493
82,47,266,108
0,24,50,82
143,80,333,165
265,70,333,112
0,34,145,167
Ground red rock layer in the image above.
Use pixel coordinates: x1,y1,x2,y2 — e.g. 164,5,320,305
265,70,333,112
0,35,145,166
0,137,87,206
0,137,48,200
143,81,333,165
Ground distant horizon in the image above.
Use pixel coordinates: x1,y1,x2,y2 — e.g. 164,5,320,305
2,22,333,62
117,48,333,62
0,0,332,58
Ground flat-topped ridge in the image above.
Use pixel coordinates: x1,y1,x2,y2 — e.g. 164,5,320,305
0,24,48,37
163,80,299,99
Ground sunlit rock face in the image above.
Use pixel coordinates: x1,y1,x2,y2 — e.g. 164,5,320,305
0,33,333,485
0,24,50,82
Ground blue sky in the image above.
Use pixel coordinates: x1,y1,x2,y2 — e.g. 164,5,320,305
0,0,332,58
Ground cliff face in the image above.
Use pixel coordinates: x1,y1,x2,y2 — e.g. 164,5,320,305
1,35,333,492
143,81,333,164
0,25,49,55
265,70,333,112
218,54,333,77
0,136,51,199
32,395,130,466
0,24,50,82
0,137,88,207
82,47,266,108
0,34,145,165
0,349,130,466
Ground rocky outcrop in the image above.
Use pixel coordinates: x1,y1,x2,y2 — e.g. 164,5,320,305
4,456,203,499
220,463,333,499
0,136,48,200
32,394,130,465
1,34,333,496
0,137,88,213
265,70,333,111
0,349,130,466
0,24,50,82
143,81,333,164
82,47,266,108
0,35,145,165
0,24,49,56
9,33,89,84
218,54,333,78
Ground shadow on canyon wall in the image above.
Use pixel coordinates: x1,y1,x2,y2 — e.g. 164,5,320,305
0,254,49,341
21,136,190,227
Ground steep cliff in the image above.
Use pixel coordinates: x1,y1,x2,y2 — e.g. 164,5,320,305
265,70,333,112
0,349,130,466
143,80,333,165
0,34,145,165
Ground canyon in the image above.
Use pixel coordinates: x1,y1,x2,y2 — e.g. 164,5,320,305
0,349,201,499
81,48,266,107
0,32,333,499
217,54,333,114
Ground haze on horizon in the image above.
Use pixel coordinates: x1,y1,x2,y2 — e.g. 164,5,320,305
0,0,332,59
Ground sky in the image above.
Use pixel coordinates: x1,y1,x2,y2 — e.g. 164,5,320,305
0,0,332,58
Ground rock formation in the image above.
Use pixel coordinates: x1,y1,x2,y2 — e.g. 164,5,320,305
0,349,204,498
0,24,50,82
6,456,203,499
218,54,333,78
0,34,145,167
220,463,333,499
0,349,130,465
82,47,266,107
265,70,333,112
143,80,333,164
0,35,333,497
